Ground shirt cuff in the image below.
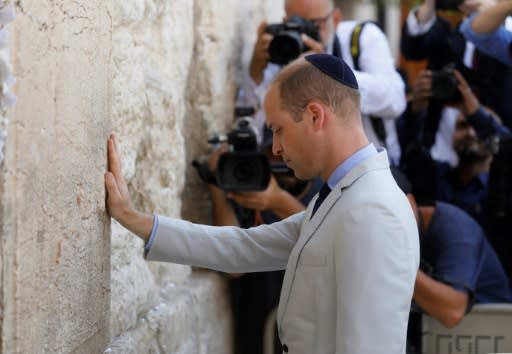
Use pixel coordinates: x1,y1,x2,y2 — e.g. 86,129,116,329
406,7,437,36
144,215,159,255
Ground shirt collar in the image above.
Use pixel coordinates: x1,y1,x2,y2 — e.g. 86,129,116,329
326,143,378,189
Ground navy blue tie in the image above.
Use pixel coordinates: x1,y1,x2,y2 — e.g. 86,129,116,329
311,183,331,218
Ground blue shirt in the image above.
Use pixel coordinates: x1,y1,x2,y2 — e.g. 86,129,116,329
461,14,512,67
422,202,512,303
436,162,488,226
326,143,378,189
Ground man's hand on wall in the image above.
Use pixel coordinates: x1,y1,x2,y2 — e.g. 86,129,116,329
105,134,154,242
226,176,305,219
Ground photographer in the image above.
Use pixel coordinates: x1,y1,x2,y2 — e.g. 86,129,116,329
400,0,512,128
248,0,406,166
392,171,512,354
460,0,512,66
205,128,322,354
399,68,511,225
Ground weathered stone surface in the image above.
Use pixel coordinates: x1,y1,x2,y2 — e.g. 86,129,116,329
1,0,285,353
109,0,283,353
1,1,111,353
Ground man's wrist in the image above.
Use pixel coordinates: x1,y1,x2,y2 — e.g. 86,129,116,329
120,209,154,243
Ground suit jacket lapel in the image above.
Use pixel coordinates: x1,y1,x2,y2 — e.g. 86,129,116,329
277,150,390,326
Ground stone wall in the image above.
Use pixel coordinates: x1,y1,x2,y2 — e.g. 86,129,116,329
0,0,284,353
0,0,404,352
108,1,283,352
1,1,111,353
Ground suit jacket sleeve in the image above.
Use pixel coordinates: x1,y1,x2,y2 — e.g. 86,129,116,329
145,211,305,273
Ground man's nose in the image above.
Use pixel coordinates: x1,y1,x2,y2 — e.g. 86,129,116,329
272,137,282,156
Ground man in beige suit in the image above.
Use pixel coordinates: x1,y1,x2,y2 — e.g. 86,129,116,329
105,54,419,353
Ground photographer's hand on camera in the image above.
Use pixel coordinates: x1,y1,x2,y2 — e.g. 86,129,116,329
300,33,326,56
226,175,305,220
453,69,480,116
411,69,433,113
249,21,272,84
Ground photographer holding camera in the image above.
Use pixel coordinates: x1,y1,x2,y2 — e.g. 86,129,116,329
399,68,511,221
401,0,512,128
247,0,406,166
205,127,322,354
397,66,512,283
391,171,512,354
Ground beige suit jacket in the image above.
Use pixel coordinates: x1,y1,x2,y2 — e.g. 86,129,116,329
147,150,420,353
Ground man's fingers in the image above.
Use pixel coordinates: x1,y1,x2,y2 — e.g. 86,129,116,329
257,20,268,36
105,172,121,199
301,34,324,53
107,134,131,201
107,134,123,179
104,172,124,219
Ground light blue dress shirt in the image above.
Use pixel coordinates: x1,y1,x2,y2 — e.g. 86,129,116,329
326,143,378,189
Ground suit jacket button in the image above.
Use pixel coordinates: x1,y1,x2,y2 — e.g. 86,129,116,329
283,344,289,352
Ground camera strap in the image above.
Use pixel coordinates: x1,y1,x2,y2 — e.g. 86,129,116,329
349,21,388,145
349,21,369,72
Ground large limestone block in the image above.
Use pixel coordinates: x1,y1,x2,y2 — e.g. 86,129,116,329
107,272,232,354
109,0,284,353
1,1,111,353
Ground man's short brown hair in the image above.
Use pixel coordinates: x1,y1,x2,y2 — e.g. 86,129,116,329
272,58,361,121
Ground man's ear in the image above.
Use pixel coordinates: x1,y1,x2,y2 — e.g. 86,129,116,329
305,101,326,131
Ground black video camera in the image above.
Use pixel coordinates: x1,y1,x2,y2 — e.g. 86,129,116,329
436,0,464,11
192,107,271,192
431,68,462,103
265,15,320,65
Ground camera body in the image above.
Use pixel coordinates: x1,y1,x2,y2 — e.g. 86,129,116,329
191,107,272,192
431,68,461,103
436,0,464,11
265,15,320,65
214,115,271,192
